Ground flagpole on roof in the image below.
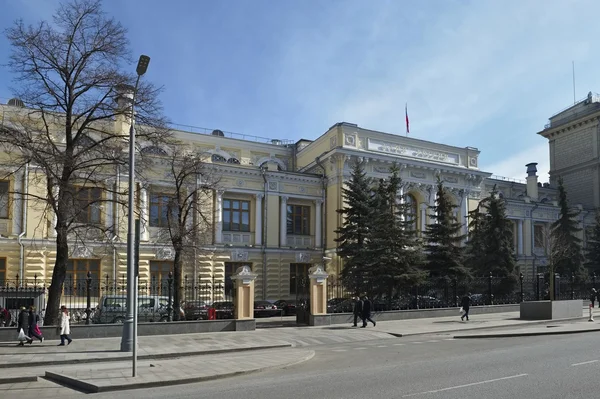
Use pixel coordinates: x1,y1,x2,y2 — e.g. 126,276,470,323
405,103,410,137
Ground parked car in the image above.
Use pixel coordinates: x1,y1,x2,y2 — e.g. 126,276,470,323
273,299,298,316
211,301,234,319
183,300,209,320
93,295,169,324
254,301,279,318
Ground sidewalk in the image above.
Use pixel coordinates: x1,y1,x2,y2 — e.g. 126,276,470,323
453,319,600,338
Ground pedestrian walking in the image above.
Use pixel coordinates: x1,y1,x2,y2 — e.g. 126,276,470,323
352,296,363,327
361,296,376,328
590,288,597,308
28,306,43,343
16,307,32,346
57,306,72,346
1,307,12,327
460,293,472,322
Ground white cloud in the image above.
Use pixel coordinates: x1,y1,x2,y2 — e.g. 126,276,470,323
482,142,550,183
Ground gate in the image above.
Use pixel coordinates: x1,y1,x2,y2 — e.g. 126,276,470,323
295,276,310,325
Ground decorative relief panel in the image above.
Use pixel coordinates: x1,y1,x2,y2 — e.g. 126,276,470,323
410,171,426,179
373,166,390,173
443,176,458,183
230,250,249,262
367,138,460,164
344,134,357,147
295,252,311,263
330,136,337,149
155,247,175,260
268,181,278,191
71,246,93,258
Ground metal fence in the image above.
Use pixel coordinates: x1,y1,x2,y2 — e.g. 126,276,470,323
0,274,234,326
325,274,599,313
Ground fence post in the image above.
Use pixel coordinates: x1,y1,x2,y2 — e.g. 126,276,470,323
519,273,524,303
85,271,92,325
452,279,458,307
488,272,493,305
167,271,173,322
570,273,575,300
555,274,560,300
593,273,597,291
536,273,541,301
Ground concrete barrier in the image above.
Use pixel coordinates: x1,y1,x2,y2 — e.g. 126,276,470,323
0,319,255,341
520,300,583,320
309,304,520,326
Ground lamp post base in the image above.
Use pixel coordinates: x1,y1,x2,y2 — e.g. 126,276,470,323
120,319,134,352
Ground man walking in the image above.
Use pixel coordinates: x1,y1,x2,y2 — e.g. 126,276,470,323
352,296,363,327
590,288,597,308
460,293,472,322
361,296,376,328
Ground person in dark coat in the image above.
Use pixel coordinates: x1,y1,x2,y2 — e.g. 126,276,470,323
460,293,472,321
17,307,32,346
361,296,376,327
1,307,11,327
28,306,43,343
352,296,363,327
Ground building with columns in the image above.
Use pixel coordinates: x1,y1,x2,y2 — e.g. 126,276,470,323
0,98,597,303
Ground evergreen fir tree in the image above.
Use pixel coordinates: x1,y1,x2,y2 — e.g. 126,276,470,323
464,201,487,272
551,177,584,281
424,179,469,282
365,165,424,298
584,212,600,274
335,160,373,294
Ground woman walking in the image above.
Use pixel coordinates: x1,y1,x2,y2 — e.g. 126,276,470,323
28,306,43,343
17,307,32,346
57,306,72,346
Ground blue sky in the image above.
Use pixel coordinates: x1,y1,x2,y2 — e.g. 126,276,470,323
1,0,599,182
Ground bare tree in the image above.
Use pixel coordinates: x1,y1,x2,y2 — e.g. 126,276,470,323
535,224,573,300
0,0,167,325
144,141,219,320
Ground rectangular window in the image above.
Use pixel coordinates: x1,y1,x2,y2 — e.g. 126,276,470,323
149,193,176,227
0,181,9,219
289,263,311,295
65,259,100,296
149,261,173,295
75,187,102,224
287,205,310,235
0,258,5,284
534,224,545,249
224,262,251,297
223,199,250,232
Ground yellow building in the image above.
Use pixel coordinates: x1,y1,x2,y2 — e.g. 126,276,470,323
0,99,596,307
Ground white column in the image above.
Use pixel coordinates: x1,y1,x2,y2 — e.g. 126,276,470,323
462,191,469,239
420,203,427,233
140,187,149,241
215,190,224,244
315,199,323,248
517,219,524,255
429,185,436,224
255,193,263,246
398,186,405,222
280,196,288,247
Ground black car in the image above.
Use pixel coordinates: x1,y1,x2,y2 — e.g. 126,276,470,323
212,301,234,319
183,300,209,320
274,299,298,316
254,301,279,318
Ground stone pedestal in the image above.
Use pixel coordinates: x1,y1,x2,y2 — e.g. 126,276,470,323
520,300,583,320
231,266,257,320
307,265,329,326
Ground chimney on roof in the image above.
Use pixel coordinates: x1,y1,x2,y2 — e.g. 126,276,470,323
526,163,538,201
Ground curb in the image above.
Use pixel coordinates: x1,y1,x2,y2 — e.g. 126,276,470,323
382,316,588,338
0,375,38,385
45,350,316,393
454,326,600,339
0,343,292,369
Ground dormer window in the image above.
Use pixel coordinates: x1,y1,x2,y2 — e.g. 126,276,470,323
211,154,227,163
227,158,240,164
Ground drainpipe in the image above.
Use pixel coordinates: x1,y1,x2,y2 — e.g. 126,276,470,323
18,163,29,282
261,168,268,300
315,156,327,263
112,165,121,286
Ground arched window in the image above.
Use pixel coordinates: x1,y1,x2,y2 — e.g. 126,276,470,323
405,194,418,230
141,146,168,156
226,158,240,164
211,154,227,163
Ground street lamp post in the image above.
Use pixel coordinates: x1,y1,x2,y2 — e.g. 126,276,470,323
120,55,150,378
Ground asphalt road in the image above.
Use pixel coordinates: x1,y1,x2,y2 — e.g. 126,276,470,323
80,331,600,399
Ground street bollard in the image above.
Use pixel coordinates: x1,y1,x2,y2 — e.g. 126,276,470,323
589,303,594,322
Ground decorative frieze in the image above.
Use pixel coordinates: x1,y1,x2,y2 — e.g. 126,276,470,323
367,138,460,165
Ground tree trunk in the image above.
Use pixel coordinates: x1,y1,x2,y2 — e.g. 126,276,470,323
44,225,69,326
173,244,183,321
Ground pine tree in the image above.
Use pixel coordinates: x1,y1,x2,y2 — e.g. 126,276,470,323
585,212,600,274
424,179,469,282
335,160,373,294
551,177,585,281
464,201,487,272
365,165,424,298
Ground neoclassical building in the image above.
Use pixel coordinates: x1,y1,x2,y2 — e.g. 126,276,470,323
0,98,596,303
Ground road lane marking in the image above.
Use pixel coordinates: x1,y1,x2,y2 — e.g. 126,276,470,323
412,341,423,344
426,340,440,343
393,343,405,346
377,345,387,348
331,349,347,352
571,360,599,367
443,338,455,341
355,347,367,350
402,374,528,397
